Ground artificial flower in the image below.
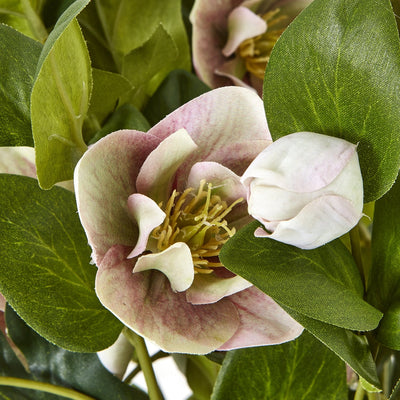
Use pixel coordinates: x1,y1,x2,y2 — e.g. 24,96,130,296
74,87,303,354
241,132,364,249
191,0,313,94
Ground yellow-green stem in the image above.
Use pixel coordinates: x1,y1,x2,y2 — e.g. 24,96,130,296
350,224,366,290
0,377,95,400
20,0,48,43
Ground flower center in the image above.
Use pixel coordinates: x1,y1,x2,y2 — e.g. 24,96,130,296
151,180,243,274
237,9,287,79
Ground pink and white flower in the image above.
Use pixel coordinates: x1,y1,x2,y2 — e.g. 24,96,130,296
191,0,313,94
74,87,303,354
241,132,364,249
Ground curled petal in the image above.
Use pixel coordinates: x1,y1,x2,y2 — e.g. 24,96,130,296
136,129,198,203
126,194,166,259
186,274,252,305
133,243,195,293
0,147,36,177
218,286,304,350
255,195,362,249
96,245,240,354
74,130,160,263
241,132,357,192
222,7,267,57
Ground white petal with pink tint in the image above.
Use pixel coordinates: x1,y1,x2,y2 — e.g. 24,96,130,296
219,286,304,350
133,243,194,293
222,6,267,57
136,129,198,203
126,194,166,259
96,245,240,354
187,274,252,304
0,147,36,177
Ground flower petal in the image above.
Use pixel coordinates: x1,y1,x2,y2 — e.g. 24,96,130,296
0,146,36,177
222,6,267,57
136,128,198,203
74,130,161,263
255,195,362,249
241,132,357,193
218,286,304,350
96,245,240,354
126,194,166,259
133,243,194,293
186,274,252,304
148,87,271,190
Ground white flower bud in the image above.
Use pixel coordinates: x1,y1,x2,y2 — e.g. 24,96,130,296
241,132,364,249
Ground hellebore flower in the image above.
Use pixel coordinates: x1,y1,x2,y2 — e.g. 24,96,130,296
74,87,303,354
191,0,313,94
241,132,364,249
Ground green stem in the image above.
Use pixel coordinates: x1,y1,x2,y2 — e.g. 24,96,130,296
0,377,95,400
350,224,366,290
124,329,164,400
354,383,366,400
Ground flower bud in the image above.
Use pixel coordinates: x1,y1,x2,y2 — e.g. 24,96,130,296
241,132,363,249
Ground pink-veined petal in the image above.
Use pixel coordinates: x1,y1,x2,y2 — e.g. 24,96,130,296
136,129,198,203
74,130,161,264
126,194,166,259
0,146,36,177
222,6,267,57
255,195,362,249
148,87,271,190
187,274,252,304
218,286,303,350
0,293,5,312
241,132,357,193
133,243,194,293
96,245,240,354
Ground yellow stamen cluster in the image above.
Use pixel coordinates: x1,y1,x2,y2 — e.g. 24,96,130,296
238,9,287,79
151,180,243,274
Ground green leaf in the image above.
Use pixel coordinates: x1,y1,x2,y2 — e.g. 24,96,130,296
0,175,122,352
144,69,210,126
122,24,179,108
220,221,382,331
263,0,400,202
89,104,151,145
94,0,190,69
0,24,42,147
284,308,381,391
211,331,347,400
31,0,92,189
367,177,400,350
4,305,148,400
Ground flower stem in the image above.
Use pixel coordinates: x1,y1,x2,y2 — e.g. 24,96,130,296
0,377,95,400
350,224,366,290
124,329,164,400
354,383,366,400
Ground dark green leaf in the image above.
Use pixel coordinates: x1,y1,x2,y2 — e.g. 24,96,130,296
144,69,210,126
89,104,151,145
31,0,92,189
0,24,41,147
367,177,400,350
220,221,382,331
0,175,122,352
284,308,380,391
4,305,148,400
264,0,400,202
212,331,347,400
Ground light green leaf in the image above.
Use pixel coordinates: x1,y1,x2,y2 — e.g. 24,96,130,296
264,0,400,202
31,0,91,189
94,0,190,69
211,331,347,400
4,305,149,400
0,175,122,352
367,177,400,350
122,24,179,108
220,221,382,331
284,308,381,391
0,24,41,147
